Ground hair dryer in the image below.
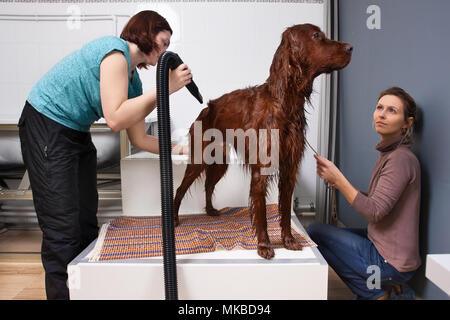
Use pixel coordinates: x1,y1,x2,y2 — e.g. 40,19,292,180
167,53,203,104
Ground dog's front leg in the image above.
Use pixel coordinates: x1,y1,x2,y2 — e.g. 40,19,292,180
279,161,305,251
250,166,274,259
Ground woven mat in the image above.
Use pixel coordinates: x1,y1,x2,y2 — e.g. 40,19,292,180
88,204,316,261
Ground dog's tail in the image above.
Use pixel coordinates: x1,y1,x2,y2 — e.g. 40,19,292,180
201,100,215,120
197,105,211,123
193,100,216,131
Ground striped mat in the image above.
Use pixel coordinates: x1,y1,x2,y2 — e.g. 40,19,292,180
88,204,316,261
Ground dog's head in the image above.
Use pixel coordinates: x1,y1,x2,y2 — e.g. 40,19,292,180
270,24,352,82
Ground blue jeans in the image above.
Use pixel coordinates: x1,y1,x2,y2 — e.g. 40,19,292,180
306,222,415,300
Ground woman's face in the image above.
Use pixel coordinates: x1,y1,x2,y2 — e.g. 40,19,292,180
146,30,171,66
373,94,412,141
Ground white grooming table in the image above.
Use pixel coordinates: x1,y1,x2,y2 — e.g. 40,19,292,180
68,215,327,300
68,152,328,299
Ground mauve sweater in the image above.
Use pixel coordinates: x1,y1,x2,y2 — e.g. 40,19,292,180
351,136,421,272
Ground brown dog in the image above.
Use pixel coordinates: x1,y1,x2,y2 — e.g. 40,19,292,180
173,24,352,259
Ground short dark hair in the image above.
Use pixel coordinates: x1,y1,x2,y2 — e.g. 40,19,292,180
120,10,172,69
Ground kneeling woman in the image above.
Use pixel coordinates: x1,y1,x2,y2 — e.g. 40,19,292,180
308,87,421,300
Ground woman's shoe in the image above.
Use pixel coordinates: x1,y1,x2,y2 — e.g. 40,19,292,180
390,287,416,300
376,292,390,300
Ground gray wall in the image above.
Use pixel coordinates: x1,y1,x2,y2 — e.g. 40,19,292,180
337,0,450,299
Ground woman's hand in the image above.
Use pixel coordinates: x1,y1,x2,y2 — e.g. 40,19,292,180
169,64,192,95
171,143,189,155
314,154,359,205
314,154,343,188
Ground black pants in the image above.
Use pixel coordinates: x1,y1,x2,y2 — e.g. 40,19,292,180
18,101,99,300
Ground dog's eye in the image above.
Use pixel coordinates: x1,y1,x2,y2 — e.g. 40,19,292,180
312,32,320,39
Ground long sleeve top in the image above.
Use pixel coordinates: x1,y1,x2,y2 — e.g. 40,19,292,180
351,136,421,272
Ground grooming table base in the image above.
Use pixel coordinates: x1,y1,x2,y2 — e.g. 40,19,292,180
68,215,328,300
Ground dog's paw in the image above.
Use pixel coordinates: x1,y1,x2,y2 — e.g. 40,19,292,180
283,236,303,251
206,208,221,216
257,244,275,259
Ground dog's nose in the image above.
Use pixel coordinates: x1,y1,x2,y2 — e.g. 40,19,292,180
345,44,353,53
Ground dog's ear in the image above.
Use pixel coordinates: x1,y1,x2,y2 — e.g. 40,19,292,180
268,27,303,102
285,27,304,83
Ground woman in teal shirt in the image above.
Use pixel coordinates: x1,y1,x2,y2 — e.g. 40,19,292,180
18,11,191,299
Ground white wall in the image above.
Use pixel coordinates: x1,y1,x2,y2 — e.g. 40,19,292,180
0,1,327,207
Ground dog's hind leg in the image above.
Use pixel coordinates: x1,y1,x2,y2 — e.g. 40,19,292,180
174,163,205,225
205,163,229,216
250,166,274,259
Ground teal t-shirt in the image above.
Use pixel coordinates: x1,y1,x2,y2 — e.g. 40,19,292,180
27,36,143,132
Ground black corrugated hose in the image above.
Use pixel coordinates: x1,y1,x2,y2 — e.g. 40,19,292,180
156,51,203,300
